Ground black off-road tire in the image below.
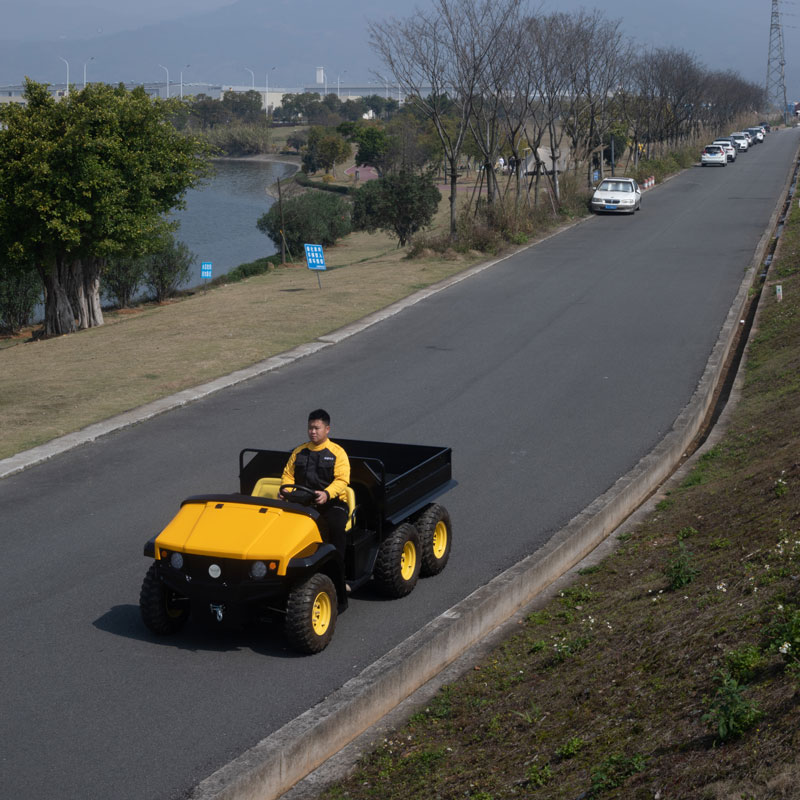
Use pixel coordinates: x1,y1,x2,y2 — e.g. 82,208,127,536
139,563,190,635
416,504,453,577
285,573,338,654
373,523,421,598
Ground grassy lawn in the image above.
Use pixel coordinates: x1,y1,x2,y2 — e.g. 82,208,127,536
0,218,487,459
315,187,800,797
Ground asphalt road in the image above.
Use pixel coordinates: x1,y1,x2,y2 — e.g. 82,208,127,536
2,129,798,800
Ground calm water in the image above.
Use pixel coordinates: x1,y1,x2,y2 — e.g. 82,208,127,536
31,159,297,321
172,158,298,287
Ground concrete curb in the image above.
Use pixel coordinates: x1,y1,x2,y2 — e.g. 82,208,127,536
189,146,799,800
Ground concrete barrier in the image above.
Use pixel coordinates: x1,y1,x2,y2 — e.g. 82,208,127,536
190,149,799,800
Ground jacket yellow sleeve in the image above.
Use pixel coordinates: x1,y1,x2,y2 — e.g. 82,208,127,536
281,447,300,486
324,442,351,503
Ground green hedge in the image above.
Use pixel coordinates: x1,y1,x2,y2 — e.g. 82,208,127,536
294,172,354,195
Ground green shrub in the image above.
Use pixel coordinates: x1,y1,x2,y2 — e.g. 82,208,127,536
589,753,646,795
702,671,762,742
201,122,271,155
0,266,40,334
257,191,352,255
103,254,147,308
725,645,763,684
664,541,700,590
763,605,800,675
555,736,585,760
144,236,196,302
525,762,552,787
352,171,441,246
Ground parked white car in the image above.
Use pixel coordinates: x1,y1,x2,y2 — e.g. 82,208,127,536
701,144,727,167
730,133,749,152
590,177,642,214
712,139,737,162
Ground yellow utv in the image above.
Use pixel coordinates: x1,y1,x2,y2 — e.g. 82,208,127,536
140,440,454,654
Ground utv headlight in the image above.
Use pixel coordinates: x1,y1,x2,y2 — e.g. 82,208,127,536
250,560,268,579
170,551,184,570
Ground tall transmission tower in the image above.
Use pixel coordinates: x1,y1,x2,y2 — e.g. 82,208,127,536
766,0,789,123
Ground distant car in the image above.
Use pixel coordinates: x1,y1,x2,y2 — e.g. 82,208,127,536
590,177,642,214
747,127,765,143
758,121,771,133
730,133,749,151
701,144,727,167
712,139,737,162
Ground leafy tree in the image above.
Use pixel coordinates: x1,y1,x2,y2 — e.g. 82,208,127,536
286,130,308,153
353,126,390,176
220,90,264,124
275,92,322,122
0,80,211,336
341,98,367,121
352,171,441,246
257,192,352,254
322,94,342,113
303,127,351,175
143,234,196,303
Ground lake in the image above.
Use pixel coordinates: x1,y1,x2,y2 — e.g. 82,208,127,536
171,158,298,287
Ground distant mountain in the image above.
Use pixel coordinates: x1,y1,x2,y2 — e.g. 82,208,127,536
0,0,385,88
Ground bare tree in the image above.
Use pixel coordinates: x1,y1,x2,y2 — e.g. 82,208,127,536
465,0,524,207
370,0,519,239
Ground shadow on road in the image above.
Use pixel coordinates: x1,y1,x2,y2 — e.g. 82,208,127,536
93,604,301,658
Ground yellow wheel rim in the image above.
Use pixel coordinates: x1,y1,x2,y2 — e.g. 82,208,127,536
432,520,448,559
311,591,332,636
401,540,417,581
165,591,184,619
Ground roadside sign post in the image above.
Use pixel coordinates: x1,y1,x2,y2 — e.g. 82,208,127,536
201,261,213,291
304,244,326,289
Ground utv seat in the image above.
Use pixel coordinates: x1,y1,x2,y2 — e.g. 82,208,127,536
251,477,357,531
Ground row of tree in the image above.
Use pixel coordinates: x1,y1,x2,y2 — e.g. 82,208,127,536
369,0,766,238
0,81,212,336
273,92,400,126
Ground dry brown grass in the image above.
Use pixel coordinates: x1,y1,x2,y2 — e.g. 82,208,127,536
0,227,484,459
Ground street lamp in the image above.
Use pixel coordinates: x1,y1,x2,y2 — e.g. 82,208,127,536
180,64,190,99
158,64,170,98
59,56,70,96
245,67,255,90
83,56,94,89
337,70,347,100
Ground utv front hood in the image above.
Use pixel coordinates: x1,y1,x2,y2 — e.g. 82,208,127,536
155,494,322,571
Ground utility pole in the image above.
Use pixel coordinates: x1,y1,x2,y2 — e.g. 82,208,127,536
766,0,789,125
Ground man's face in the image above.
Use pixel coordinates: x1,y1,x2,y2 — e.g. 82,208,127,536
308,419,330,444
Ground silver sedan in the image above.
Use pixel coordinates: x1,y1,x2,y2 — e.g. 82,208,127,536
590,177,642,214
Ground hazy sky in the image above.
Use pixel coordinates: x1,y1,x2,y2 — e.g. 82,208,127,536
1,0,796,100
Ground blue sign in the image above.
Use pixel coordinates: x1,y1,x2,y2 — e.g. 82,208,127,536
304,244,326,271
201,261,213,279
592,170,599,183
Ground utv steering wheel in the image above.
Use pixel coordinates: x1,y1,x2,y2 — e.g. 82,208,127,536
280,484,317,506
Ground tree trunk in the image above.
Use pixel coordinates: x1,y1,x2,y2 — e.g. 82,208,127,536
448,157,458,240
84,257,105,328
39,257,77,336
68,259,89,330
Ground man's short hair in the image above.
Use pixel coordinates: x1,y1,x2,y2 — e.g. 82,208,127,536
308,408,330,425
